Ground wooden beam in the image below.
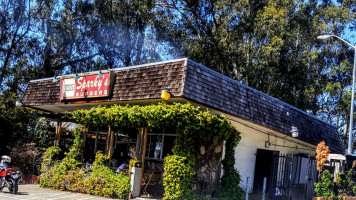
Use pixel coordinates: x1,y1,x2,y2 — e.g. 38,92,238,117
81,128,87,163
61,122,68,128
105,127,110,155
139,127,148,194
54,121,62,146
108,127,115,167
141,127,148,164
94,128,99,154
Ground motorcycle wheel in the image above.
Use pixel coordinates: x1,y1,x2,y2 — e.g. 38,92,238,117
9,179,18,194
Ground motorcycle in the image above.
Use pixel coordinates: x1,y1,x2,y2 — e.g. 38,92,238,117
0,168,19,194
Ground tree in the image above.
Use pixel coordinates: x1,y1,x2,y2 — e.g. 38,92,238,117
0,0,33,92
157,0,354,113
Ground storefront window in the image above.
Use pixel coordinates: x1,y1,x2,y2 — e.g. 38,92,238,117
146,129,176,160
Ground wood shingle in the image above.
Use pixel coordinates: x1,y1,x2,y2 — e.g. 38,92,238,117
21,58,344,153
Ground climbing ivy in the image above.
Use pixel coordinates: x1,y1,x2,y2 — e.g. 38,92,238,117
220,129,245,200
163,155,195,200
68,102,243,198
70,103,232,141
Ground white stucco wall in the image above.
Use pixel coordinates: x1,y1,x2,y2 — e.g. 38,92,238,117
229,119,315,193
192,104,317,193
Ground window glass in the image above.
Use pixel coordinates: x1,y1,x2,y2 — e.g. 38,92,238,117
145,130,176,160
147,135,162,159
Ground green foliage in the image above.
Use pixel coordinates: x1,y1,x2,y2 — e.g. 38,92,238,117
62,169,86,193
70,103,232,142
220,130,244,200
163,155,195,200
0,92,37,154
40,146,61,174
314,170,336,198
40,133,130,198
157,0,354,116
84,153,130,198
337,169,356,197
39,146,61,189
58,128,84,172
0,92,55,175
71,102,241,197
11,143,43,175
71,102,233,161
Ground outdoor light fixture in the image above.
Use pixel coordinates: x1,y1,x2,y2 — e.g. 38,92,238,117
161,89,172,100
317,34,356,154
74,72,80,80
317,35,333,41
53,76,58,83
290,126,299,138
97,70,104,78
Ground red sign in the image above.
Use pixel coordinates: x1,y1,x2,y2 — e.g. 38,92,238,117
60,72,111,100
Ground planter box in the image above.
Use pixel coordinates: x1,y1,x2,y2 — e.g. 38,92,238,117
22,174,39,184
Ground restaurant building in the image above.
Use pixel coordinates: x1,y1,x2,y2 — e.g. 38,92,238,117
21,58,344,198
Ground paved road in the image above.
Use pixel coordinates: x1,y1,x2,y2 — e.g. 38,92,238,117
0,184,116,200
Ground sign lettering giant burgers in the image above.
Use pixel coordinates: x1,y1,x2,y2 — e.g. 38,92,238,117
60,72,112,100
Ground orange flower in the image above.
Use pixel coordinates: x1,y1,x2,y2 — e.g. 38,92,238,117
316,141,330,172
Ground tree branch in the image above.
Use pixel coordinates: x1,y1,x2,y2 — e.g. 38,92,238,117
56,53,101,69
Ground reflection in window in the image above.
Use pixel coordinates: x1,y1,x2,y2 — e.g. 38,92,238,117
146,130,176,160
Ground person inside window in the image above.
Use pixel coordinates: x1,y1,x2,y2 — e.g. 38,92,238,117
116,160,129,174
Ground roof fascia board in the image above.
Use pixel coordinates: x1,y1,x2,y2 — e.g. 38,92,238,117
30,58,189,83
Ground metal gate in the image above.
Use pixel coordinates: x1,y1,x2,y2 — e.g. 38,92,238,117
268,153,317,200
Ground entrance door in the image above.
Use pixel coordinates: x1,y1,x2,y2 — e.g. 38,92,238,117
253,149,278,193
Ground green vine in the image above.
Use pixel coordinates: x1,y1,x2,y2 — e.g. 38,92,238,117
220,129,244,200
163,155,195,200
40,146,61,173
67,102,242,198
39,146,61,188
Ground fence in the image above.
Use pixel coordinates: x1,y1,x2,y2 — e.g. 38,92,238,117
268,153,317,200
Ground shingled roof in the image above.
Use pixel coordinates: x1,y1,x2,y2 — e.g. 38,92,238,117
22,58,344,153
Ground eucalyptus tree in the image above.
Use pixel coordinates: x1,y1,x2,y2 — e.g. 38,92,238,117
80,0,160,68
157,0,354,114
0,0,34,93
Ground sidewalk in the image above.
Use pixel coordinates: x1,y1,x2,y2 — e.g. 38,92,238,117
0,184,115,200
0,184,163,200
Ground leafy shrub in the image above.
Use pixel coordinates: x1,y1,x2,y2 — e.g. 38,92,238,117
39,131,130,198
337,169,356,197
220,130,244,200
11,143,43,175
314,170,336,198
84,151,130,198
163,155,195,200
62,169,86,193
39,146,61,187
40,146,61,173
